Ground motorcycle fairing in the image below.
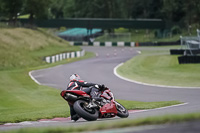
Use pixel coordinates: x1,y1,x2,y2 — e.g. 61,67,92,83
61,90,90,97
99,101,118,117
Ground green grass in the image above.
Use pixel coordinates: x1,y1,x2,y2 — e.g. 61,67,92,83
0,28,182,125
117,47,200,87
0,70,180,124
3,113,200,133
0,52,95,124
116,99,181,110
0,27,89,124
0,28,80,70
17,14,30,19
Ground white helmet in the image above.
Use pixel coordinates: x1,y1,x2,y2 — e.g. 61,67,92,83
70,74,80,81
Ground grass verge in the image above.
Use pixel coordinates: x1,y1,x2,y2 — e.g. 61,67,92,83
0,28,182,125
0,28,93,124
3,113,200,133
117,47,200,87
0,52,95,124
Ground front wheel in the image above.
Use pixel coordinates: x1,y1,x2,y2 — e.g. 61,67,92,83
115,101,129,118
74,100,99,121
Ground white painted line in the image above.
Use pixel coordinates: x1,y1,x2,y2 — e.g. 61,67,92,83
38,121,57,123
2,103,188,126
147,102,189,111
32,75,44,78
3,103,189,126
29,71,60,87
128,103,189,114
137,50,141,54
113,63,200,89
29,71,41,85
19,121,33,125
96,53,99,57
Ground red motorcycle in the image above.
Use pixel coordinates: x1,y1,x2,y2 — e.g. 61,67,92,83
61,87,129,121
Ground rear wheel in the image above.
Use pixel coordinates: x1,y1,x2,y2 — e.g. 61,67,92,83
115,102,129,118
74,100,99,121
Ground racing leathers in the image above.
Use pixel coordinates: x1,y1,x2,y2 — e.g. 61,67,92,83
66,80,102,121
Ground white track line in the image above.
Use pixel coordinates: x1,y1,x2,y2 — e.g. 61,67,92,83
3,103,188,126
29,71,41,85
29,71,59,87
128,103,189,114
114,63,200,89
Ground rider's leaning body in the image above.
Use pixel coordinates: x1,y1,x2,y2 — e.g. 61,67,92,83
66,74,103,121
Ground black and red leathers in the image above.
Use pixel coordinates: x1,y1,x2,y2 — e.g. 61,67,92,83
66,80,101,121
67,80,96,90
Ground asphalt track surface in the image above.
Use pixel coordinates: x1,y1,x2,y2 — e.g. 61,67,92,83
1,46,200,132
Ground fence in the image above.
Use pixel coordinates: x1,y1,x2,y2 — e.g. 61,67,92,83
45,50,85,63
180,35,200,55
58,32,132,42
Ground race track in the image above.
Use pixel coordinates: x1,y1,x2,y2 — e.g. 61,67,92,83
30,46,200,119
1,46,200,131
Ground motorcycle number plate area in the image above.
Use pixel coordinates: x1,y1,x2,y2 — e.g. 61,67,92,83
100,103,118,114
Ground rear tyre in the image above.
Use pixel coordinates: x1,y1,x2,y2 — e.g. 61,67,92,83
74,100,99,121
115,102,129,118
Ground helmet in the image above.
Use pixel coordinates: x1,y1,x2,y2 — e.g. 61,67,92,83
70,74,80,81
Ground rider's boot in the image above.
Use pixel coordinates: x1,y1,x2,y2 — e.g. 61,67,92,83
71,114,80,122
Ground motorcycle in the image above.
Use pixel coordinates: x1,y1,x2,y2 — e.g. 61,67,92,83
60,87,129,121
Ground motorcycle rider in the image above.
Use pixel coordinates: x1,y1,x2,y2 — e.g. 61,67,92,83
66,74,104,121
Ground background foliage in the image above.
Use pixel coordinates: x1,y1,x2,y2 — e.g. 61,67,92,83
0,0,200,27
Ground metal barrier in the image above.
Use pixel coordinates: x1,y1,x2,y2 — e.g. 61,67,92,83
45,50,85,63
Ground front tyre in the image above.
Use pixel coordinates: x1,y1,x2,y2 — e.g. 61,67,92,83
74,100,99,121
115,102,129,118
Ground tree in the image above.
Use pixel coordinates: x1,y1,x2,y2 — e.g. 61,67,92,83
184,0,200,25
23,0,51,20
50,0,67,19
63,0,122,18
128,0,162,19
0,0,23,23
162,0,185,22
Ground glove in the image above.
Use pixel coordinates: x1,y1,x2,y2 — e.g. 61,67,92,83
94,84,100,88
99,84,107,91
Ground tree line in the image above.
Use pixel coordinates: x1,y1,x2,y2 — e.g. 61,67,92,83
0,0,199,27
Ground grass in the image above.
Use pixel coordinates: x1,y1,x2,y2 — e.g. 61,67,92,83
0,28,182,125
0,27,86,124
3,112,200,133
116,99,181,110
117,47,200,87
0,70,180,124
0,52,95,124
0,28,80,70
0,68,180,124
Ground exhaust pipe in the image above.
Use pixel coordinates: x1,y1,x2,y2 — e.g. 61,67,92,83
64,93,78,101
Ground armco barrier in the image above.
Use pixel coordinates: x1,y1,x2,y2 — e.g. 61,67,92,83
69,41,179,47
170,49,200,55
178,55,200,64
170,49,185,55
45,50,85,63
70,42,135,47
